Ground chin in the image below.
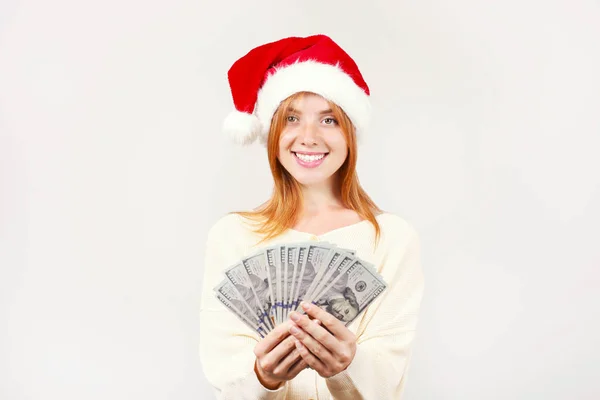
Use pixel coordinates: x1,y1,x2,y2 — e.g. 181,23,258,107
292,172,333,186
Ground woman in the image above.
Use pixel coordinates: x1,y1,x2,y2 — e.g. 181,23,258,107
199,34,424,399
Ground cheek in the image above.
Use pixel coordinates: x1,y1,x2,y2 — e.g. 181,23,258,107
278,130,295,152
328,131,348,153
327,135,348,164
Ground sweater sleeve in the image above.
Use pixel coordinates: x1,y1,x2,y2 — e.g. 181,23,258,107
198,221,288,400
325,229,425,400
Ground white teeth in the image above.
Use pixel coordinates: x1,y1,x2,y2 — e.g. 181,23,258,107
294,152,325,162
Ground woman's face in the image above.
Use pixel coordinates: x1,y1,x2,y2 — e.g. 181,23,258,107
277,93,348,187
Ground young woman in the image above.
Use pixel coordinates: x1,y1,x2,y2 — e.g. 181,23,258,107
199,35,425,399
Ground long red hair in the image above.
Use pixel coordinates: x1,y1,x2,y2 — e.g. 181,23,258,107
236,92,382,244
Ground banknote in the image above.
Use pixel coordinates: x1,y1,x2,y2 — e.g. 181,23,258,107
241,251,276,327
290,245,309,314
214,242,386,331
264,247,279,324
301,252,357,309
224,262,274,331
312,259,386,326
294,243,334,312
215,290,267,338
301,247,356,310
284,245,299,321
214,279,270,336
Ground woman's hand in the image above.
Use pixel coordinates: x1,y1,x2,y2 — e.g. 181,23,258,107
253,320,309,389
288,302,357,378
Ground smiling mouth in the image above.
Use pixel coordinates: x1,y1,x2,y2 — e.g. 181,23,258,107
292,151,329,163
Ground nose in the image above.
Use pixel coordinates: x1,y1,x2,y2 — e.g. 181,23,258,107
300,122,318,146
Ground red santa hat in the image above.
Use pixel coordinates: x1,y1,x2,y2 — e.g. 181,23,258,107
223,34,371,145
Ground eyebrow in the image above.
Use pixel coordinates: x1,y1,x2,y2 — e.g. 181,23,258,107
287,107,333,115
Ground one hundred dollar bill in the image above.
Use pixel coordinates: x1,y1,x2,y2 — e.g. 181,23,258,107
264,246,281,325
224,262,274,331
284,246,299,321
292,243,333,312
304,247,356,306
241,250,276,328
313,259,386,326
214,278,270,335
215,291,267,338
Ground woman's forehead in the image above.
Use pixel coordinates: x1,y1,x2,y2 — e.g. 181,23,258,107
289,92,331,110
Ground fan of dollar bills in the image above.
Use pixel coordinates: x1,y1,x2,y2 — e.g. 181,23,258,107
213,241,387,338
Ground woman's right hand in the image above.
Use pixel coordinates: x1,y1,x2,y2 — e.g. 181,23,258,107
253,320,310,389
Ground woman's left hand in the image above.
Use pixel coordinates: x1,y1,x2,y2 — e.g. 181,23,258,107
288,302,357,378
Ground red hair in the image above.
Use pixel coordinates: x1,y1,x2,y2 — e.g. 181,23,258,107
236,92,381,244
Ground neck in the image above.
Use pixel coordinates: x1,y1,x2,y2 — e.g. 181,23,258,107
299,177,343,217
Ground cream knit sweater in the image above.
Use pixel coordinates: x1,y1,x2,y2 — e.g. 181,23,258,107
199,212,424,400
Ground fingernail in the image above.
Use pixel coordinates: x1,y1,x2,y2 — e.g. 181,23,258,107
295,340,303,349
290,312,300,322
290,326,299,335
301,302,310,310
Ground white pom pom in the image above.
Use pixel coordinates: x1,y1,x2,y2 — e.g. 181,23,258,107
222,110,262,145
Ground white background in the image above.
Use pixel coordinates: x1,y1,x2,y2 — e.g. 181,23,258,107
1,0,599,399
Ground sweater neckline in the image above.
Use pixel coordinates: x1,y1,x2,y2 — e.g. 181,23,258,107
287,212,389,238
